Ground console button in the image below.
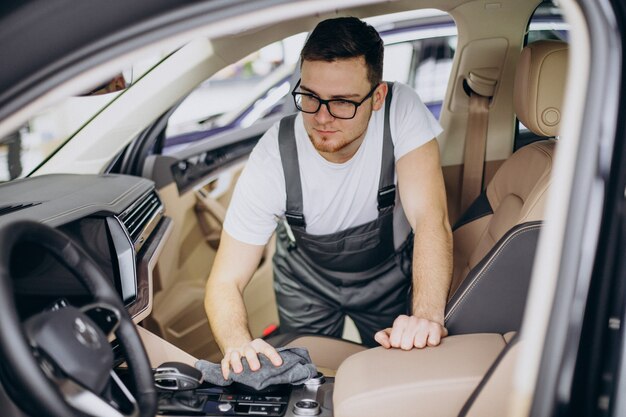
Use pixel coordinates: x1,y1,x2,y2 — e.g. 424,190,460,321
219,394,237,402
293,400,320,416
262,395,284,403
218,403,233,412
179,380,195,390
250,405,269,415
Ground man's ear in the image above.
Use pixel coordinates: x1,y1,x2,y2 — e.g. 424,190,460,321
372,82,388,111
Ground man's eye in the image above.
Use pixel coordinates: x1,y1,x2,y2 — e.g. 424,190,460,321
301,95,319,104
332,100,354,108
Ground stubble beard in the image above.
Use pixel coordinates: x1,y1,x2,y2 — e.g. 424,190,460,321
308,131,352,154
306,110,372,156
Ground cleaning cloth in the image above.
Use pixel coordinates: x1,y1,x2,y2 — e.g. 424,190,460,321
195,347,317,391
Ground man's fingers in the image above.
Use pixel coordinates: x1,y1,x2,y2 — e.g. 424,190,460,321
374,329,392,348
400,319,419,350
243,345,261,371
426,324,447,347
412,319,431,349
230,350,243,373
221,357,231,380
441,326,449,337
261,345,283,367
222,339,283,377
250,339,283,367
385,315,449,350
426,330,441,347
389,315,409,348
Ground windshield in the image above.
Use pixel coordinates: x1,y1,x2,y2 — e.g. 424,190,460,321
0,54,167,182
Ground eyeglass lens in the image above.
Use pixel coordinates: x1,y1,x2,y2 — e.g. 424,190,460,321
294,94,358,119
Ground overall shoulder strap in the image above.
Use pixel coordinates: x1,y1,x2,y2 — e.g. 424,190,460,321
377,82,396,211
277,114,306,228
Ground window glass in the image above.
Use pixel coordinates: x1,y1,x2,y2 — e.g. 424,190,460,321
383,43,414,85
0,52,169,182
383,35,457,120
163,11,459,153
0,94,121,182
164,33,307,153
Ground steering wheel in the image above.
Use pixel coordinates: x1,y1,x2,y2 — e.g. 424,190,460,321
0,220,157,417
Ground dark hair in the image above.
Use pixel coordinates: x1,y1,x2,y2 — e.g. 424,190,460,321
300,17,384,87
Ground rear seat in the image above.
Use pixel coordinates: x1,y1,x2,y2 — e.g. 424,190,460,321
270,40,569,368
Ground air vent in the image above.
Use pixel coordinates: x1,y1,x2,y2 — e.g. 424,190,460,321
119,191,163,252
0,202,41,216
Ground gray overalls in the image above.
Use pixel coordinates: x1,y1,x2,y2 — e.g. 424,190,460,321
272,84,413,347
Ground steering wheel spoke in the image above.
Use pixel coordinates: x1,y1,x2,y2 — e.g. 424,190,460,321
80,303,122,338
59,372,138,417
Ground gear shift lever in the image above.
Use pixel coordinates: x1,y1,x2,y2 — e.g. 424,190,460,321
154,361,202,391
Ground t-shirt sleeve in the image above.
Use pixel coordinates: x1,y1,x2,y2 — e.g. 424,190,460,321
390,82,444,160
222,123,286,245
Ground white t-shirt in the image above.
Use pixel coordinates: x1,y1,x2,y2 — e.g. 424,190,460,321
223,82,443,246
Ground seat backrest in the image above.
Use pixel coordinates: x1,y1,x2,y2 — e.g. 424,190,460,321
450,40,569,297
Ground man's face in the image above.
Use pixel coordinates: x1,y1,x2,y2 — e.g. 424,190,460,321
299,57,386,162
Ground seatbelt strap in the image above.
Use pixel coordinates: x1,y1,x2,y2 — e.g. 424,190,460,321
460,72,496,215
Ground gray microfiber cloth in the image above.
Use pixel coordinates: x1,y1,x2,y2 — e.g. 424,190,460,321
195,347,317,391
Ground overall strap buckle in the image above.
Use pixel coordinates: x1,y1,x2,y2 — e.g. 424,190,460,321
285,211,306,228
377,185,396,211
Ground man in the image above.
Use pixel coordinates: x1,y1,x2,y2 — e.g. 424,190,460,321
205,16,452,378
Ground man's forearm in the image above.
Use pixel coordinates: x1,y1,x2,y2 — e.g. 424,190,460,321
205,279,253,353
204,231,267,353
411,215,452,324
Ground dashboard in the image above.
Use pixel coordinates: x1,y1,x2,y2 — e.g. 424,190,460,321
0,173,170,323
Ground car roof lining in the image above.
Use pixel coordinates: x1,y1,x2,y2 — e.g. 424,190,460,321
33,0,546,177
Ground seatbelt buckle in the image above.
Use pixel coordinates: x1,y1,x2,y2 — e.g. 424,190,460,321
377,185,396,210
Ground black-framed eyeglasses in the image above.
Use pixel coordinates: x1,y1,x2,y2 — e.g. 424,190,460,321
291,79,379,120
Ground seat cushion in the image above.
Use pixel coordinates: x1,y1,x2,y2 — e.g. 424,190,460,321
459,337,521,417
266,333,367,372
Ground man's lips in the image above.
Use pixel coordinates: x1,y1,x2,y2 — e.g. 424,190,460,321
314,128,338,135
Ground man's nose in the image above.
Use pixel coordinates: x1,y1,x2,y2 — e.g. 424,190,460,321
314,103,335,124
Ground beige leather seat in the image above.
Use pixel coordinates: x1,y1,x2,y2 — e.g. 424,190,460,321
272,40,569,372
445,40,568,335
332,40,569,417
451,39,568,294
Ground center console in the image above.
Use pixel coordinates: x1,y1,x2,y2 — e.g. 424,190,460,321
157,372,333,417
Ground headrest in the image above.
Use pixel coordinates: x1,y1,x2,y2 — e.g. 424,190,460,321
514,40,569,137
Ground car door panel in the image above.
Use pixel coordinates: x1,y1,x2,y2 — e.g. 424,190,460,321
143,125,280,360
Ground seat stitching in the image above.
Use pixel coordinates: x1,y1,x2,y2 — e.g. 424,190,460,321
446,224,540,321
445,224,541,323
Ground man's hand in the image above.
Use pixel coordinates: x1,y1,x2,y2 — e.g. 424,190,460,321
374,315,448,350
221,338,283,379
